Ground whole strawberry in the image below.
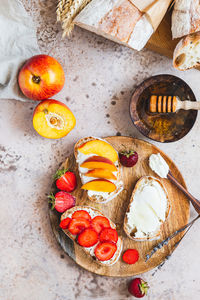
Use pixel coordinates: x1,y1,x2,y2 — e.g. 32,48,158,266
54,168,77,192
119,149,138,167
48,191,76,213
128,278,149,298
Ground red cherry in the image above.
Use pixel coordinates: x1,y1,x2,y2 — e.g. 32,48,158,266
119,149,138,168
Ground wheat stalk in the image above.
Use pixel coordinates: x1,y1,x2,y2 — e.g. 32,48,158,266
59,0,73,22
57,0,92,37
57,0,67,22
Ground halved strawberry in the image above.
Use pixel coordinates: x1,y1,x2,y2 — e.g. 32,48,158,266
91,216,110,234
77,228,98,247
94,242,117,261
68,218,90,235
72,210,91,221
122,249,139,265
48,191,76,213
59,217,71,229
99,228,118,244
54,168,77,192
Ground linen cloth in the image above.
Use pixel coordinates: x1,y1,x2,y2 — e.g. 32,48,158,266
0,0,40,101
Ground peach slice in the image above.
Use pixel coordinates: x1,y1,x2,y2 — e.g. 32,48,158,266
81,179,116,193
80,156,117,172
85,169,117,180
78,140,118,163
33,99,76,139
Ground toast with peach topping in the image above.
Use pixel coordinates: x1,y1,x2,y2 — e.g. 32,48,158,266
74,137,123,203
60,206,123,266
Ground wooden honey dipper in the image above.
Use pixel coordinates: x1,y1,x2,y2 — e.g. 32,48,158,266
149,95,200,113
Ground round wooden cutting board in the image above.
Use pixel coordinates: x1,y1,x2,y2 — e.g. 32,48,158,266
49,136,190,277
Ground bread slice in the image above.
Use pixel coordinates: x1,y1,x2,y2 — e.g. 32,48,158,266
173,32,200,70
74,136,123,203
172,0,200,39
61,206,123,266
124,176,170,241
74,0,154,51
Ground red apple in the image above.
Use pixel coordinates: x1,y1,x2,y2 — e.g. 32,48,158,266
18,54,65,101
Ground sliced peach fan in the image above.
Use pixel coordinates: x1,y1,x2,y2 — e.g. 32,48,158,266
81,179,116,193
84,169,117,180
78,140,118,163
80,156,117,172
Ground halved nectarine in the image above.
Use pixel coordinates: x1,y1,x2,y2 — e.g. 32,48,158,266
32,99,76,139
80,156,117,172
85,169,117,180
78,140,118,163
81,179,116,193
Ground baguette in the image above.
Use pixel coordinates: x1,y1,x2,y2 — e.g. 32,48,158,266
74,0,154,51
172,0,200,39
74,136,123,203
61,206,123,266
124,176,170,241
173,32,200,70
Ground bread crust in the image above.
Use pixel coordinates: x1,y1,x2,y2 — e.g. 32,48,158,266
74,136,123,203
74,0,153,51
172,0,200,39
124,176,170,242
61,206,123,266
173,32,200,70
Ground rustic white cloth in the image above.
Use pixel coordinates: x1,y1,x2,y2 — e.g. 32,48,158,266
0,0,40,101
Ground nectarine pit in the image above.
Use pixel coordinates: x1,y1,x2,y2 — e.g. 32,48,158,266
45,112,65,130
50,117,58,125
32,75,41,84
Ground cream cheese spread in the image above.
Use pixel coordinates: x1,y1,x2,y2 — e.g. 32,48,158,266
149,153,169,179
126,177,167,238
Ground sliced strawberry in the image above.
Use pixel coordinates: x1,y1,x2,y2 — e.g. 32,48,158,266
59,217,71,229
54,168,77,192
72,210,91,221
99,228,118,244
77,228,98,247
122,249,139,265
91,216,110,234
94,242,117,261
48,191,76,213
68,218,90,235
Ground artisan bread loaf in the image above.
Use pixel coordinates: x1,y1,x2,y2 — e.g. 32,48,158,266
172,0,200,39
61,206,123,266
74,0,154,51
74,136,123,203
173,32,200,70
124,176,170,241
